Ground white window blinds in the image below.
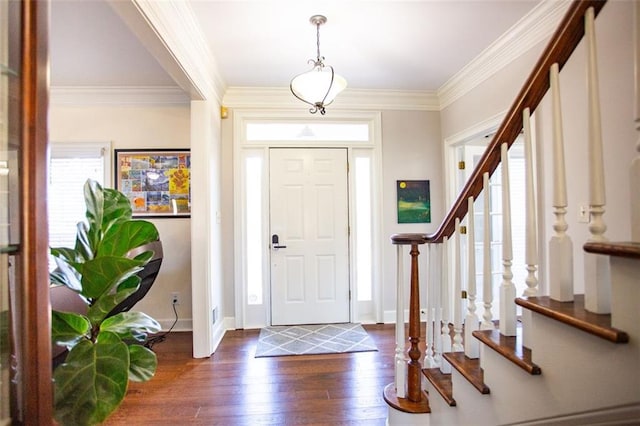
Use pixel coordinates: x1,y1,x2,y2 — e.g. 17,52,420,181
48,142,111,268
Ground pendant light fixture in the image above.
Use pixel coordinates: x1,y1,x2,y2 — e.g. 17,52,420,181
290,15,347,115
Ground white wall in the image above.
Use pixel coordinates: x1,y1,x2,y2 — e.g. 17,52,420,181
381,110,443,320
439,1,635,295
220,109,235,324
49,104,193,330
190,99,225,357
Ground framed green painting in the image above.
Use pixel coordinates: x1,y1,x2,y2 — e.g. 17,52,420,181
397,180,430,223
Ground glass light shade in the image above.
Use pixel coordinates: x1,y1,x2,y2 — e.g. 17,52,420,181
290,65,347,109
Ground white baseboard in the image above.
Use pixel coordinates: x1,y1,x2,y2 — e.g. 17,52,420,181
158,318,192,332
155,317,235,355
223,316,236,330
210,319,226,353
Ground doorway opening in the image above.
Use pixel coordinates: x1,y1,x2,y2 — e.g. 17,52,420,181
445,114,540,322
233,111,382,328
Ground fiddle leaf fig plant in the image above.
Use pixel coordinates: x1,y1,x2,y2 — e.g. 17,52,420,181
50,179,161,425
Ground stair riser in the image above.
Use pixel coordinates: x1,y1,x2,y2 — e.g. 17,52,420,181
610,256,640,334
526,312,640,413
480,346,564,424
423,369,498,426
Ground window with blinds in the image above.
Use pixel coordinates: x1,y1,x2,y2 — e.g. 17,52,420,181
48,142,111,270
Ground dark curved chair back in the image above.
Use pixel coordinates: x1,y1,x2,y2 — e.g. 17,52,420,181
108,239,164,316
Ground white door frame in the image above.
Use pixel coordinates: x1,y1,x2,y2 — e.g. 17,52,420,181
443,110,547,308
232,110,383,329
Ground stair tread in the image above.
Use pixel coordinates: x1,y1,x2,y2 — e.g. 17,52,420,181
423,368,456,406
516,295,629,343
584,241,640,259
472,328,541,375
383,383,430,414
442,352,490,394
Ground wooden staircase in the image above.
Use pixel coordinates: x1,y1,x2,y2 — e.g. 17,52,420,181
385,0,640,424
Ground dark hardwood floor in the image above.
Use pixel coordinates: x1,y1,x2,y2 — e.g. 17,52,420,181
104,324,397,425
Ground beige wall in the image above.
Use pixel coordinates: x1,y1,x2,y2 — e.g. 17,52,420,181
439,0,635,294
381,110,443,318
49,104,193,329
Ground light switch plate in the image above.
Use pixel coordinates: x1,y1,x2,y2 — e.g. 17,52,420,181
578,204,589,223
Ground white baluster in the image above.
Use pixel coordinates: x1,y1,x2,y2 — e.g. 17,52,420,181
632,0,640,241
481,172,495,330
521,107,540,348
453,218,464,351
584,6,611,313
440,237,452,374
465,197,480,358
549,63,574,302
424,244,436,368
522,108,539,297
433,243,443,369
395,245,407,398
500,143,517,337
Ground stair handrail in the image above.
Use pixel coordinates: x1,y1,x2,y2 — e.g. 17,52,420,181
392,0,607,246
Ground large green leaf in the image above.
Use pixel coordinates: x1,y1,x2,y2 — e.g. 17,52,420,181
86,282,139,325
91,332,131,424
79,256,145,300
53,332,129,426
75,221,94,261
50,246,82,264
84,179,105,254
50,257,83,292
98,220,159,257
51,310,91,348
53,340,97,426
128,344,157,382
116,273,142,292
102,187,132,231
100,311,161,340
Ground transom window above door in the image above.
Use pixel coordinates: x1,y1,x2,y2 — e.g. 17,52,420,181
245,122,369,142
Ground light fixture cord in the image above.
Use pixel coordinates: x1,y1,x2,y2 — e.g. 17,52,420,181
316,21,322,63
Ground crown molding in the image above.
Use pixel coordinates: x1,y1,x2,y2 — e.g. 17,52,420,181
132,0,226,102
437,0,570,110
223,87,439,111
50,86,190,106
56,0,567,112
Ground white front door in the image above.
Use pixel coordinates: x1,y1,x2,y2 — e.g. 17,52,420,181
269,148,350,325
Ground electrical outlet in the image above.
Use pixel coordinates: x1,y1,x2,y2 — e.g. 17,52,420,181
171,292,180,305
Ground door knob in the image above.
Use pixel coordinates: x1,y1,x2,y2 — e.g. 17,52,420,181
271,234,287,249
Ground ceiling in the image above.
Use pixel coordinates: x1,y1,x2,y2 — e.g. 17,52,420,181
50,0,542,93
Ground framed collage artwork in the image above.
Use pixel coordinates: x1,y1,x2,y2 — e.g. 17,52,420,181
114,149,191,218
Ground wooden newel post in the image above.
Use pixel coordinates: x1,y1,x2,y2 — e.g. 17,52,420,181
407,242,423,402
386,233,429,414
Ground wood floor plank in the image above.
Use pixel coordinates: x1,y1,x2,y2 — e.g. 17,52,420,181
104,324,396,425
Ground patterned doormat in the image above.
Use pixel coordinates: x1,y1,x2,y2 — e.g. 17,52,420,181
255,323,377,357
